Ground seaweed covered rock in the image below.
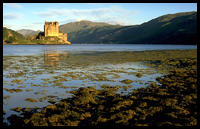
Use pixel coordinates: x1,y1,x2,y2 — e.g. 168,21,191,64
72,87,99,106
5,58,197,126
120,79,133,84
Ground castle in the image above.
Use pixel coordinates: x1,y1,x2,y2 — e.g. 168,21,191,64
44,21,70,44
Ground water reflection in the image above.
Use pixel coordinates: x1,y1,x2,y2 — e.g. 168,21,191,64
43,47,68,68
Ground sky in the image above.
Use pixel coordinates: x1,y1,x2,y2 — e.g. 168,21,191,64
3,3,197,31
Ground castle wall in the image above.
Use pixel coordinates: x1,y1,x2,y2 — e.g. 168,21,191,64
58,33,67,42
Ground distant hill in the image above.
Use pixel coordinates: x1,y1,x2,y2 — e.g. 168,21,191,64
60,11,197,44
3,27,25,43
59,20,121,34
17,29,41,37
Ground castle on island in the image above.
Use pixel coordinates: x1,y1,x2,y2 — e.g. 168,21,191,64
43,21,71,44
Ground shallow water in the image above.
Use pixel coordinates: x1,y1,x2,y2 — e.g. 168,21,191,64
3,44,197,124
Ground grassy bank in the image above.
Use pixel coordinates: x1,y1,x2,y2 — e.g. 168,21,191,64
3,39,71,45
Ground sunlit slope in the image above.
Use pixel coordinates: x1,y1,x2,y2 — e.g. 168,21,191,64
3,27,25,43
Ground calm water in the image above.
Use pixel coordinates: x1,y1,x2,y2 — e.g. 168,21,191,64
3,44,197,124
3,44,197,56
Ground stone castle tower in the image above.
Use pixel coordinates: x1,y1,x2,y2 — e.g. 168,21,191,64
44,21,68,42
44,21,59,37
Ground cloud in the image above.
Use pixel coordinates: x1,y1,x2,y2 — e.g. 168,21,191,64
3,3,23,8
34,6,137,25
3,24,13,29
3,13,23,20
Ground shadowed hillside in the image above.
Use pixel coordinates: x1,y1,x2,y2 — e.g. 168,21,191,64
59,11,197,44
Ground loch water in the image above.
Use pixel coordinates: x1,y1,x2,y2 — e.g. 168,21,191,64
3,44,197,56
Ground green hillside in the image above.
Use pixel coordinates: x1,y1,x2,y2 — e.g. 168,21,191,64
3,27,25,43
60,11,197,44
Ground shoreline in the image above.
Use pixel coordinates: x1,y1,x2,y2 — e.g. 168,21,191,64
3,41,71,45
3,43,197,45
3,43,71,45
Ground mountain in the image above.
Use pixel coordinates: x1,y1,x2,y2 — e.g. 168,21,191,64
17,29,41,37
3,27,25,43
59,20,121,33
60,11,197,44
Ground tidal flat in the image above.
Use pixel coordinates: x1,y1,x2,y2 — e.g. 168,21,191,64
3,48,197,126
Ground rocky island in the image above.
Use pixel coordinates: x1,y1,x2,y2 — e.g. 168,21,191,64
3,21,71,45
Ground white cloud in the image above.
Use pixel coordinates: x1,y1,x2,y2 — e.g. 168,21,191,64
34,6,137,25
3,3,23,8
3,24,13,29
3,13,23,20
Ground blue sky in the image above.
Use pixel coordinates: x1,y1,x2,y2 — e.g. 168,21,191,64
3,3,197,31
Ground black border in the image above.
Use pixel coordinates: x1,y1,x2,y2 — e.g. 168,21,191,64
2,0,199,3
2,0,199,128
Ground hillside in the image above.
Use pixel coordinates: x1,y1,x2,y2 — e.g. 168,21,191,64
3,27,25,43
59,20,121,33
17,29,40,37
60,11,197,44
